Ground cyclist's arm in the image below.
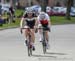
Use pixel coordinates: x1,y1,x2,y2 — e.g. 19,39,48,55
37,16,42,28
48,17,51,28
46,13,51,27
48,18,51,32
35,17,38,28
20,17,25,28
45,13,51,32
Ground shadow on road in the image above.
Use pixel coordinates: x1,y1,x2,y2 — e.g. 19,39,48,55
31,52,67,58
32,54,57,58
46,52,67,55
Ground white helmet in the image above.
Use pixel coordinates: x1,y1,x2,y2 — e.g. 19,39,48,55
39,12,46,19
26,7,33,13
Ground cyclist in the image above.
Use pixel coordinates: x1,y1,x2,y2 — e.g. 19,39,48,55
20,8,37,51
8,6,15,23
37,11,51,48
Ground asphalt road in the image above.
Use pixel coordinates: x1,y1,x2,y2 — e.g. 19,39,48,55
0,24,75,61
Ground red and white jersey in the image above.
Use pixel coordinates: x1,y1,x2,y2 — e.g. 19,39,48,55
37,13,50,25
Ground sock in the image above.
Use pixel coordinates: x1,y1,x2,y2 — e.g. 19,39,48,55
25,37,27,41
39,32,43,41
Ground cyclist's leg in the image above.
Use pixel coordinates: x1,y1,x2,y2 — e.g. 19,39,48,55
44,26,50,42
45,29,50,49
30,29,35,44
45,31,49,42
24,29,29,40
30,29,35,50
23,29,28,45
23,26,29,45
38,24,43,42
38,29,43,42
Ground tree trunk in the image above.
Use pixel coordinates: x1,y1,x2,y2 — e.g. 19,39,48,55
66,0,73,20
36,0,48,12
42,0,48,12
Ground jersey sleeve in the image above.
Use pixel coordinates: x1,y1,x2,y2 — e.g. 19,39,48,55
45,13,50,21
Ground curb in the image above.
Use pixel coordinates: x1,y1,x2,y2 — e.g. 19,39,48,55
0,26,19,31
0,24,75,31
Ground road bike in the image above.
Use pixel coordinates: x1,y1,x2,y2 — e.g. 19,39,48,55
21,28,33,56
39,27,48,54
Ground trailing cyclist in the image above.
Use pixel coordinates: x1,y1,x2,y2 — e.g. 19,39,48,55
37,11,51,49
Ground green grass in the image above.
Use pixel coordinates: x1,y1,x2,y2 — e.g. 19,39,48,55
15,9,24,17
51,16,75,25
0,15,75,29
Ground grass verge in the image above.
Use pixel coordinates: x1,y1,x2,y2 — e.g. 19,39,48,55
0,16,75,30
51,16,75,25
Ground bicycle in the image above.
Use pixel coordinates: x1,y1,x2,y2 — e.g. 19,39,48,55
39,27,49,54
21,28,33,56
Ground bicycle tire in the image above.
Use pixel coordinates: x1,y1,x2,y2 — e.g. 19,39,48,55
28,45,30,56
42,41,46,54
42,28,47,54
27,44,32,56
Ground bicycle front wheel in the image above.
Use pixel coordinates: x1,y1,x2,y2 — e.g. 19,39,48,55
42,42,46,54
27,45,32,56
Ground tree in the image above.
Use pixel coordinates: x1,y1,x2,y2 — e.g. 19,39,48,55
42,0,48,12
36,0,48,12
66,0,73,20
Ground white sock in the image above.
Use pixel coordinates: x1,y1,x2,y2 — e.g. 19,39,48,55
25,37,27,41
39,33,43,41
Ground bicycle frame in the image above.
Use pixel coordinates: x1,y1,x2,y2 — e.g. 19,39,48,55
39,27,47,54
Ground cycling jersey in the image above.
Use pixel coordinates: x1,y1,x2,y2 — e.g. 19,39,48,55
38,13,50,25
25,18,35,28
40,20,48,27
37,12,50,31
25,18,36,29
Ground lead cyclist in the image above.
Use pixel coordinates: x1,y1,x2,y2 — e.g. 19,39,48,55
20,8,38,51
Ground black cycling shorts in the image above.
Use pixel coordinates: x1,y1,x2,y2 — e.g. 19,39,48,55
42,24,50,31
